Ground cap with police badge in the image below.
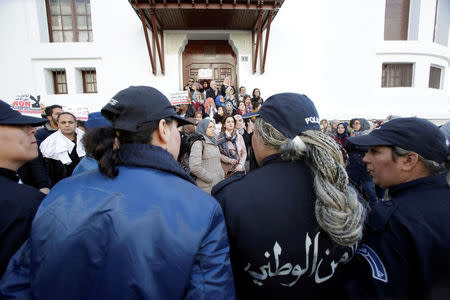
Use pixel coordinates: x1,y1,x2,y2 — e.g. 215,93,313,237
242,93,320,139
101,86,193,132
347,117,448,164
0,99,47,126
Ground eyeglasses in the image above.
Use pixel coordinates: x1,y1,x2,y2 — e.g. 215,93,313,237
189,80,194,83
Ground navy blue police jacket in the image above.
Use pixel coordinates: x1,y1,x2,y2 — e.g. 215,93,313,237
212,154,358,299
0,144,235,299
345,174,450,299
0,168,44,278
17,124,56,190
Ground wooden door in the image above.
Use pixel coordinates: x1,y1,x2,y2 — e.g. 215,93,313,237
182,40,237,89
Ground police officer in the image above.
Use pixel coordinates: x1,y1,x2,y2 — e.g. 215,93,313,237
0,87,235,299
345,117,450,299
0,99,47,277
212,93,367,299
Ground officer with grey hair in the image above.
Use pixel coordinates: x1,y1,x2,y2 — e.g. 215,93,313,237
212,93,367,299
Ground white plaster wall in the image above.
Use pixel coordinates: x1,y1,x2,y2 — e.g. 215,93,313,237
0,0,448,119
435,0,449,46
0,0,34,102
317,0,379,119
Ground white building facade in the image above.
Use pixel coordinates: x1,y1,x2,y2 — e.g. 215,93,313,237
0,0,448,121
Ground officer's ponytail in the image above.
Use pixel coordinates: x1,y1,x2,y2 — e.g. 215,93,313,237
82,118,174,178
255,117,366,247
82,127,119,178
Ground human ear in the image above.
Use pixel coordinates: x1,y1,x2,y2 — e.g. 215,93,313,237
401,152,419,171
157,119,169,146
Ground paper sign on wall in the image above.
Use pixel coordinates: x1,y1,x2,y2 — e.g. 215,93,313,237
197,69,213,79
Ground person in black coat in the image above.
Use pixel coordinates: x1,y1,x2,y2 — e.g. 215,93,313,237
0,99,47,277
212,93,366,299
344,118,450,300
17,104,63,194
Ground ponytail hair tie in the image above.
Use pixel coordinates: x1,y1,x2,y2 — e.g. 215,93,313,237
292,135,307,153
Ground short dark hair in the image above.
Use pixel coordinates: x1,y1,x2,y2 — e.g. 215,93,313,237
349,118,358,128
45,104,62,117
56,112,76,122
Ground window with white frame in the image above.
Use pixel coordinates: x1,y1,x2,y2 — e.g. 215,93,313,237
52,69,68,94
82,69,97,93
45,0,93,42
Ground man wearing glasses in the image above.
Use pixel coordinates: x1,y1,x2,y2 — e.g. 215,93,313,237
185,77,195,93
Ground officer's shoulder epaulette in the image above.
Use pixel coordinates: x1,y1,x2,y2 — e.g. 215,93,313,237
211,171,246,196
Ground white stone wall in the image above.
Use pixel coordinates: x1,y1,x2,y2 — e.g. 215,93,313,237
0,0,448,120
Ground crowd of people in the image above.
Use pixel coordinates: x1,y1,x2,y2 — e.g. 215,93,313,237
0,79,449,299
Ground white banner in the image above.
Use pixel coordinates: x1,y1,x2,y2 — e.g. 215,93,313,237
63,106,90,120
168,91,189,105
198,69,213,79
11,94,43,115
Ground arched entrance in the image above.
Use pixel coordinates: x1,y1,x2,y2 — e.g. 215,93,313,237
182,40,237,88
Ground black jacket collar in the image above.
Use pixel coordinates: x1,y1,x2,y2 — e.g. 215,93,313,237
117,143,195,185
367,174,447,232
260,153,282,166
387,174,446,198
0,167,20,183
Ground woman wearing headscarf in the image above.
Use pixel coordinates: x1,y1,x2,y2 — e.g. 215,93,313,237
234,114,245,136
204,97,217,118
215,94,225,108
333,122,349,163
345,118,378,202
351,118,371,136
220,76,235,98
329,119,339,137
189,118,225,194
224,100,236,116
192,92,207,118
216,115,246,177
